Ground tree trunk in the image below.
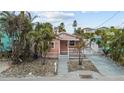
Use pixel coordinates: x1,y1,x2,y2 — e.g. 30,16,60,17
43,56,46,65
79,49,82,65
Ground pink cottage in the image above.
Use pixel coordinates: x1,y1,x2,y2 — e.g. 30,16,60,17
47,32,80,58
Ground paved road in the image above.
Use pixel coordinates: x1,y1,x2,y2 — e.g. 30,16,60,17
58,55,69,75
0,71,101,81
85,48,124,76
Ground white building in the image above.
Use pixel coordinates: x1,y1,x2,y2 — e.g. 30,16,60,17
83,28,96,33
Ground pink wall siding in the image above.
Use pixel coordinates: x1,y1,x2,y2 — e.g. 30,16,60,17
47,39,60,58
47,33,80,57
60,40,67,51
50,39,60,53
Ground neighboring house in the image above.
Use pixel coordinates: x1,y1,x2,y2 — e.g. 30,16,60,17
97,27,109,30
0,31,11,52
47,32,80,58
83,27,96,33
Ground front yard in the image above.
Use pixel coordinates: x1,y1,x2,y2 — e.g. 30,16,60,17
68,58,99,73
1,58,57,78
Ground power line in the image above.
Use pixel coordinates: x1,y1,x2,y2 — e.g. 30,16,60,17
95,11,120,28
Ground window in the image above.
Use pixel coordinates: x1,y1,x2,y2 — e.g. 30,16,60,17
69,41,75,46
50,42,55,48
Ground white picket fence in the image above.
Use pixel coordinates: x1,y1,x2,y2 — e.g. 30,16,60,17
46,48,84,59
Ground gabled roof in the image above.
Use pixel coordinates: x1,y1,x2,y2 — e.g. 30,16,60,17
57,32,79,41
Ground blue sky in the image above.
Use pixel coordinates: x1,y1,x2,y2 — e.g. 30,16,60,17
32,11,124,33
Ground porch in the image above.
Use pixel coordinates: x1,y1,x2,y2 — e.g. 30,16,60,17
60,40,79,55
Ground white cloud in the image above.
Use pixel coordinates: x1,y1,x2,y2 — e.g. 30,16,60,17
41,11,74,18
34,11,75,23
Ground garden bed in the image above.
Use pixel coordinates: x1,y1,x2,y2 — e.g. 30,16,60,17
68,58,99,73
1,58,57,78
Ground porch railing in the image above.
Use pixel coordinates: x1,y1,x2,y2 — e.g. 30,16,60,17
60,51,68,55
46,48,84,58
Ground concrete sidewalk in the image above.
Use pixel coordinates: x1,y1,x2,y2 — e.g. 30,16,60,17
58,55,69,75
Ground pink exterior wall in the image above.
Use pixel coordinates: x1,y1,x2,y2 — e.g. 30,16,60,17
47,39,60,58
47,33,79,57
60,40,67,51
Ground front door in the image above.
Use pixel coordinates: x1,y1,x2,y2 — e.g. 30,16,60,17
60,40,68,55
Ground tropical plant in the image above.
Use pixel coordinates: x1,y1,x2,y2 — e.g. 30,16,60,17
0,32,4,52
74,27,82,35
76,34,86,65
0,11,37,63
109,28,124,62
27,22,55,64
95,26,124,64
74,29,86,65
58,22,66,33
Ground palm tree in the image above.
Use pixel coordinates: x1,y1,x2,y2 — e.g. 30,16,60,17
75,33,86,65
0,11,37,63
74,28,85,65
58,22,66,33
14,11,37,62
72,20,77,33
73,26,86,65
20,11,37,55
27,22,55,64
0,11,17,54
74,27,82,35
0,32,4,52
0,11,17,37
